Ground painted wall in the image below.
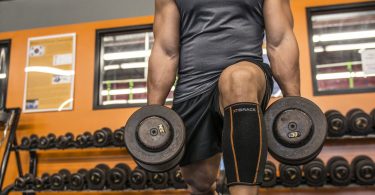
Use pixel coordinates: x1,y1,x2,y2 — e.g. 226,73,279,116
0,0,374,194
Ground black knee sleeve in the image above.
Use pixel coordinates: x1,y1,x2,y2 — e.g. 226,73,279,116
222,102,267,186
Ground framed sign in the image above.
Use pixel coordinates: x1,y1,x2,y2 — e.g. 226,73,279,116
23,33,76,113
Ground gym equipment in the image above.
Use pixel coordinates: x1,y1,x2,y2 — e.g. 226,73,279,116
107,163,131,190
129,167,148,190
69,169,88,191
265,97,327,165
29,134,39,149
87,164,110,190
168,167,187,189
20,136,31,150
38,133,56,149
149,172,169,189
14,173,35,191
346,109,373,135
93,127,112,147
325,110,348,137
279,164,302,187
50,169,71,191
56,133,75,149
327,156,352,186
75,132,93,148
351,155,375,185
112,127,126,147
34,173,50,191
124,105,186,172
371,109,375,130
303,158,326,186
261,161,277,187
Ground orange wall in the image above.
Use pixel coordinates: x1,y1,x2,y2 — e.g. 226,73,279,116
0,0,374,193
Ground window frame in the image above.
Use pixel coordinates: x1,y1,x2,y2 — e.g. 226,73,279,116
307,2,375,96
0,39,11,110
93,24,154,110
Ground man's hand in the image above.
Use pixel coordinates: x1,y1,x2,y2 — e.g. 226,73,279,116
147,0,180,105
264,0,301,97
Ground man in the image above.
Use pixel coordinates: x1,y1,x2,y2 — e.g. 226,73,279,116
147,0,300,194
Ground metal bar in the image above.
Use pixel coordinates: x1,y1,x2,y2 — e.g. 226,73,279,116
13,138,24,177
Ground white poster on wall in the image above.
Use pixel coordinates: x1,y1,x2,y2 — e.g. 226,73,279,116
361,49,375,75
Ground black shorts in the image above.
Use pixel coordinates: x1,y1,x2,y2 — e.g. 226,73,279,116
172,61,274,166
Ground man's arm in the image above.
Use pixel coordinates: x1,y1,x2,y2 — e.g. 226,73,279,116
264,0,300,96
147,0,180,105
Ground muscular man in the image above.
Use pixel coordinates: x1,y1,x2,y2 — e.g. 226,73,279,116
147,0,300,194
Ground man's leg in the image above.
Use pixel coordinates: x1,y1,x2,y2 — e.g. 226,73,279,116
181,153,221,195
218,61,267,195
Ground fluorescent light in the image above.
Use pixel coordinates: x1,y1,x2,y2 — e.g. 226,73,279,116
101,86,175,96
58,98,73,111
103,98,173,105
316,61,362,69
0,73,6,79
25,66,75,76
103,50,151,61
103,100,127,105
120,62,147,69
103,65,120,71
325,42,375,52
314,47,324,53
316,71,375,80
313,30,375,43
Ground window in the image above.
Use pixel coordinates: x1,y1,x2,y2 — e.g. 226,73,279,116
307,2,375,95
94,25,174,109
0,40,10,110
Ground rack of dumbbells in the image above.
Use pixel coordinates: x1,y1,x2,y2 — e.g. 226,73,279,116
1,123,187,194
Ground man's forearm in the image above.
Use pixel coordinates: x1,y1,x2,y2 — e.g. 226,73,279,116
267,32,301,97
147,52,179,105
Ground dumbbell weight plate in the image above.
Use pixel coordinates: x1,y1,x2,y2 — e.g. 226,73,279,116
303,158,326,186
351,155,375,185
325,110,348,137
279,164,302,187
265,97,327,165
125,105,185,173
130,167,148,189
112,128,125,147
261,161,277,187
327,156,352,186
347,109,373,135
370,109,375,129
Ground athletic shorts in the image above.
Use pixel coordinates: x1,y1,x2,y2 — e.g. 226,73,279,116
172,60,274,166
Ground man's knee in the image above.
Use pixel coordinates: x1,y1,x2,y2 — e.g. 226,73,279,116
181,167,218,194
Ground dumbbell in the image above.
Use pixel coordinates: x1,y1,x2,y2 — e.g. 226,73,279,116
20,135,39,150
327,156,352,186
351,155,375,185
50,169,71,191
168,167,187,189
87,164,110,190
14,173,35,191
149,172,169,189
38,133,56,149
112,127,126,147
29,134,39,149
303,158,326,186
106,163,131,190
347,109,373,135
129,167,148,190
371,109,375,130
56,133,75,149
20,136,31,150
93,128,112,147
325,110,348,137
69,169,88,191
75,132,93,148
34,173,50,191
279,164,302,187
261,161,277,187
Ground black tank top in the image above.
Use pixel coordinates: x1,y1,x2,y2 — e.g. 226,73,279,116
174,0,265,103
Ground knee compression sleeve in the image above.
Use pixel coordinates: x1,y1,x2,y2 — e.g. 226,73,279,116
222,103,267,186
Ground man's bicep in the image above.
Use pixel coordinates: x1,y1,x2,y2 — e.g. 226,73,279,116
153,0,180,57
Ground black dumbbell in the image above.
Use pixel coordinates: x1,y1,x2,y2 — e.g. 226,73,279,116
149,172,169,189
112,127,125,147
56,133,75,149
107,163,131,190
129,167,148,190
347,109,373,135
20,136,31,150
87,164,110,190
327,156,352,186
303,158,326,186
34,173,50,191
370,109,375,130
50,169,71,191
29,134,39,149
38,133,56,149
168,167,187,189
14,173,35,191
75,132,93,148
325,110,348,137
261,161,277,187
279,164,302,187
93,128,113,147
69,169,88,191
351,155,375,185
